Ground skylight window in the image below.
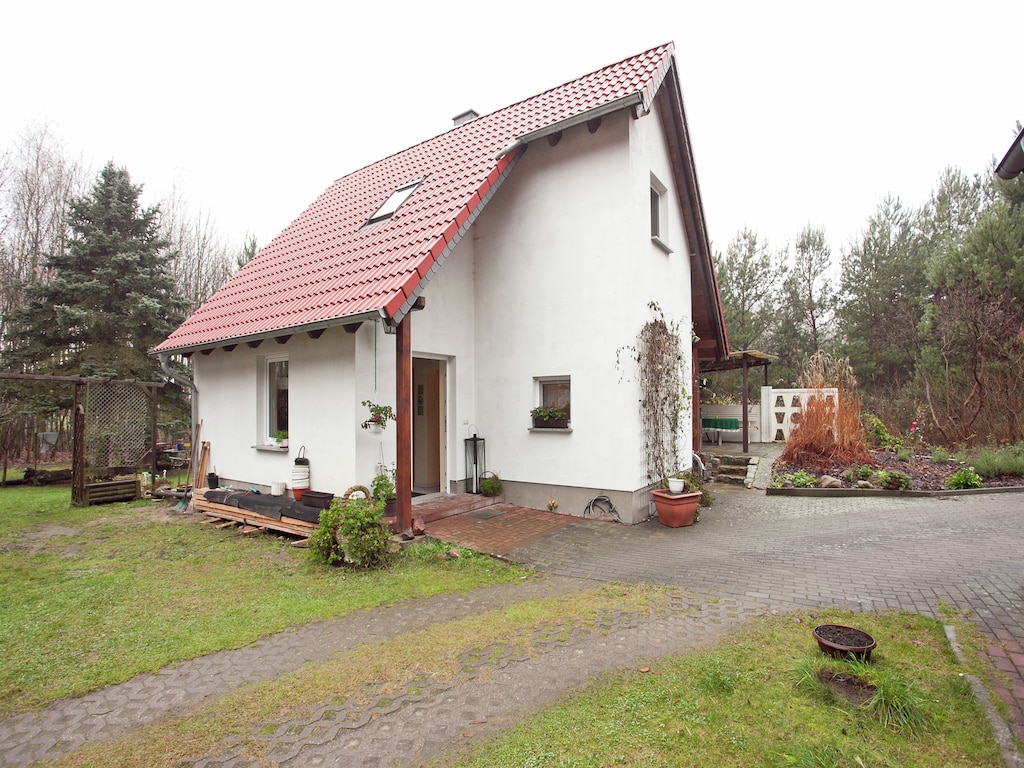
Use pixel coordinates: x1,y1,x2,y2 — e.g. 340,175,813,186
367,180,421,224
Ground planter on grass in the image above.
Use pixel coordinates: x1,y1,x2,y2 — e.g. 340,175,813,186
813,624,877,661
650,489,701,527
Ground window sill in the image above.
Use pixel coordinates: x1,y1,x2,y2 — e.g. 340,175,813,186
528,427,573,434
651,235,673,254
253,444,289,453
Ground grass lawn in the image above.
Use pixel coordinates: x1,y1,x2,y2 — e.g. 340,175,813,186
435,610,1005,768
0,484,520,717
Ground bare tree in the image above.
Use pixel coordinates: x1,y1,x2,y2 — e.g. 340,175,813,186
0,124,85,348
159,181,237,314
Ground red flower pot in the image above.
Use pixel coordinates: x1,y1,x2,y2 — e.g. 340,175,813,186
650,489,700,527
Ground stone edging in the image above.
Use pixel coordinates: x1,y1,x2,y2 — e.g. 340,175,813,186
766,485,1024,498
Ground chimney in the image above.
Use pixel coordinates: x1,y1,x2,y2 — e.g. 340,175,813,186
452,109,479,127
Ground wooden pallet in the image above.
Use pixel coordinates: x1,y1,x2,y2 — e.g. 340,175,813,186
192,489,315,537
83,479,141,506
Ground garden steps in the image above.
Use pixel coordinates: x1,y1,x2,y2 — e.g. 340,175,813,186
412,493,503,524
711,454,759,488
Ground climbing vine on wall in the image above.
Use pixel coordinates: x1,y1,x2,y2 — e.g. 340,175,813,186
618,302,694,485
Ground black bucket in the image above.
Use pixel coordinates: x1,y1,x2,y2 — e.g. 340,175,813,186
206,472,219,488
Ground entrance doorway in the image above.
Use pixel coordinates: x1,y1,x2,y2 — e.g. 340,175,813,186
412,357,446,495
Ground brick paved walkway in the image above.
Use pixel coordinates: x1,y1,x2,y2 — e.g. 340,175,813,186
1,487,1021,767
424,503,577,556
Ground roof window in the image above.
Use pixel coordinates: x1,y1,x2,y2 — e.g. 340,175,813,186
367,180,421,225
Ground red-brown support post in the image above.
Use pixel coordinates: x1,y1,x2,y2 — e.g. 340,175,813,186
741,358,750,454
395,314,413,535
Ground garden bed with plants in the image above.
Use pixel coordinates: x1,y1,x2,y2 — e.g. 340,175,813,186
772,445,1024,492
766,353,1024,494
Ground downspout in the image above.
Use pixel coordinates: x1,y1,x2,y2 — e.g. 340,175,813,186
158,353,198,448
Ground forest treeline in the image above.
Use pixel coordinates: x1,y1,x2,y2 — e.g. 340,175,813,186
0,125,255,467
714,162,1024,447
1,122,1021,460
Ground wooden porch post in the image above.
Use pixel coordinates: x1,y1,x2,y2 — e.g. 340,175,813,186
741,358,750,454
395,314,413,535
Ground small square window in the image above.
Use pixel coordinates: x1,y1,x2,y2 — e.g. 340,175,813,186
531,377,571,429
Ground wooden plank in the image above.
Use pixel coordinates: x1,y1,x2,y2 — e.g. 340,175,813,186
239,525,262,535
215,521,237,529
192,490,315,538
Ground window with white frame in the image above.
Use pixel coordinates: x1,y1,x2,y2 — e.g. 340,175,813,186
650,173,672,253
265,357,289,442
532,377,571,428
366,179,421,225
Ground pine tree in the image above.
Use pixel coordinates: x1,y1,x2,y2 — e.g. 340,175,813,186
4,162,187,381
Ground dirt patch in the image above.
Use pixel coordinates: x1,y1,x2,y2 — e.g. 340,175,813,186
819,668,875,706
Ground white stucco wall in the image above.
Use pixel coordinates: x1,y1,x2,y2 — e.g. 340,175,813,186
467,102,694,501
193,327,362,494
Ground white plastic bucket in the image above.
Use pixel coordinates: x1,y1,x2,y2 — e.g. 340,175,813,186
270,481,285,496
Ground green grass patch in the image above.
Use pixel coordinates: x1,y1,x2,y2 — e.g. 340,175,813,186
46,583,661,768
967,443,1024,478
437,610,1003,768
0,486,519,717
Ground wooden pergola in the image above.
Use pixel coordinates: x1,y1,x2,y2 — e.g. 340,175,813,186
699,350,777,453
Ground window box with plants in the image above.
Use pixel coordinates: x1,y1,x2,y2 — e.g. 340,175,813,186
530,406,569,430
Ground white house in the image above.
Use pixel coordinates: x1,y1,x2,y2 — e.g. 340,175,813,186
154,43,729,526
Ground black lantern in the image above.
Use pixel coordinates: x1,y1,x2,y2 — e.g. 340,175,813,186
464,434,485,494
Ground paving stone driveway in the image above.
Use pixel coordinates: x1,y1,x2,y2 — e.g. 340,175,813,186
1,487,1021,767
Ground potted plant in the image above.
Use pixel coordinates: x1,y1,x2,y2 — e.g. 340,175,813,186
274,429,289,448
667,470,686,493
530,406,569,429
479,472,503,497
651,471,704,527
361,400,395,432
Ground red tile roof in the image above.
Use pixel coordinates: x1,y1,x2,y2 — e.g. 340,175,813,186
156,44,678,353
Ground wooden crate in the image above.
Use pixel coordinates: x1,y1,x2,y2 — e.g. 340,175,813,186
83,479,141,506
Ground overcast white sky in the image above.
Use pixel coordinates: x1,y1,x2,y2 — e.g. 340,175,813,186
2,0,1019,263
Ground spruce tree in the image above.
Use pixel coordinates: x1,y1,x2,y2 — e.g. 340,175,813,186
4,162,186,381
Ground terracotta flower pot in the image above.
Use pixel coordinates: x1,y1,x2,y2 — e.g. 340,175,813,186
650,489,700,527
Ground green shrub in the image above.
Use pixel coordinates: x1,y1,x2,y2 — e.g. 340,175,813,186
786,469,817,488
339,496,392,569
945,467,984,490
968,446,1024,478
309,497,392,569
308,503,345,566
895,447,913,462
856,464,874,480
864,413,902,450
479,473,503,496
877,470,912,491
931,447,950,462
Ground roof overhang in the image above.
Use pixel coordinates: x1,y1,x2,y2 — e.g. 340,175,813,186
151,310,386,357
654,59,730,364
996,125,1024,180
701,349,777,373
